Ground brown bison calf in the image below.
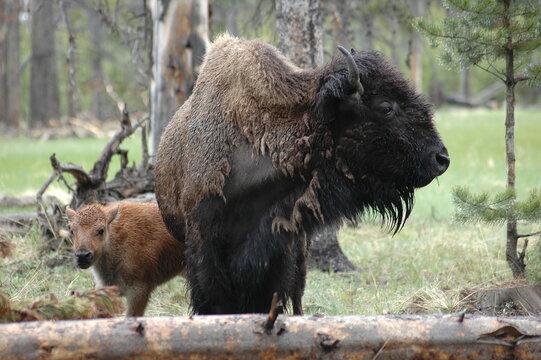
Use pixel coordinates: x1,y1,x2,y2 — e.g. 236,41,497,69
66,202,185,317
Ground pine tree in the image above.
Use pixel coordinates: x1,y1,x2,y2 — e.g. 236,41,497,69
415,0,541,278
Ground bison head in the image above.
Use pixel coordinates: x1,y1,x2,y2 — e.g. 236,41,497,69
315,47,449,230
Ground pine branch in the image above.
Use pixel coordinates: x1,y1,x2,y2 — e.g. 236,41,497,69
453,187,541,225
517,231,541,239
474,63,506,82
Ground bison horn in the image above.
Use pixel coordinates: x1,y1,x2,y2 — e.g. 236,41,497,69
337,45,364,97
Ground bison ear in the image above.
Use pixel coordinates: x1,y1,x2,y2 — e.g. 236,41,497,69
106,204,120,226
315,46,364,124
66,207,76,222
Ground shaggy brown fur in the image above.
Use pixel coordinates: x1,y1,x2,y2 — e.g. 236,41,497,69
67,202,186,317
155,34,449,314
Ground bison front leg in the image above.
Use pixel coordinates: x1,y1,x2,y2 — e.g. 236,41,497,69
184,197,238,315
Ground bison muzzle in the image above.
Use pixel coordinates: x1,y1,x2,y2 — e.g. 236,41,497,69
155,35,449,315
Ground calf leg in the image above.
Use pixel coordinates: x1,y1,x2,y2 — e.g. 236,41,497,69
126,285,152,317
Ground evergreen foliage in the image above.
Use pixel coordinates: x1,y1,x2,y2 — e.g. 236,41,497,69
415,0,541,84
416,0,541,277
454,187,541,224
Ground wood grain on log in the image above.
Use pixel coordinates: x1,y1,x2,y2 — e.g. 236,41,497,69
0,314,540,359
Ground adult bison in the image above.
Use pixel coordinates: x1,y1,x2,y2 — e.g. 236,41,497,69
155,35,449,315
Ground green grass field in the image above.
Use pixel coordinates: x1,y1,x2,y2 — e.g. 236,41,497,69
0,108,540,316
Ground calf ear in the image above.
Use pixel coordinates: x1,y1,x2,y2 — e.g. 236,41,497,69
106,205,120,226
315,46,364,124
66,207,76,222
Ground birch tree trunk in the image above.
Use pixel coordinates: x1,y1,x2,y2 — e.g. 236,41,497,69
30,0,60,126
0,0,21,128
148,0,209,160
275,0,356,273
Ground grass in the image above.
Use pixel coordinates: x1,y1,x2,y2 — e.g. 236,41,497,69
0,107,540,316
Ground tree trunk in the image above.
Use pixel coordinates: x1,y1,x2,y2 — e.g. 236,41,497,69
504,47,522,278
275,0,356,273
460,67,472,101
407,0,424,90
331,0,352,48
225,0,239,36
308,224,356,272
0,0,21,128
389,4,402,67
359,0,374,51
275,0,323,69
0,0,7,121
148,0,209,160
59,0,80,118
87,7,106,120
501,0,523,279
1,314,541,359
30,0,60,125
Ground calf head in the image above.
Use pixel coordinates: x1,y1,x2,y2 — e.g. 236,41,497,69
316,47,449,230
66,204,119,269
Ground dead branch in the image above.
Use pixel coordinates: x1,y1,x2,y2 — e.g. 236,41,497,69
0,287,124,323
0,314,540,359
0,195,57,208
33,106,152,253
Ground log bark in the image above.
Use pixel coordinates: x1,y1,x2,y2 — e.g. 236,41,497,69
0,314,540,359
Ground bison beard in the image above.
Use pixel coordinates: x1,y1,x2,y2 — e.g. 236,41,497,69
155,35,449,315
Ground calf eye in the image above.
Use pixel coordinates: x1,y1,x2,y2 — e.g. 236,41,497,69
97,228,104,236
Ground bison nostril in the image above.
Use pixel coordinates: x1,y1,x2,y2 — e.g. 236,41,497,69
435,152,450,172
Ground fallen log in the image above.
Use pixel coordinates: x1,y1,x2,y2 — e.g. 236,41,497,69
0,314,540,359
0,195,57,208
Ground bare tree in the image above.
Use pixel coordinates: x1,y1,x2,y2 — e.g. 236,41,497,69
275,0,323,69
87,6,106,120
330,0,353,48
407,0,425,90
358,0,374,51
148,0,209,160
30,0,60,125
59,0,80,118
275,0,356,272
0,0,21,128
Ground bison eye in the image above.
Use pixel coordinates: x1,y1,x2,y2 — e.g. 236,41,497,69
378,103,394,117
70,230,74,236
97,228,104,236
